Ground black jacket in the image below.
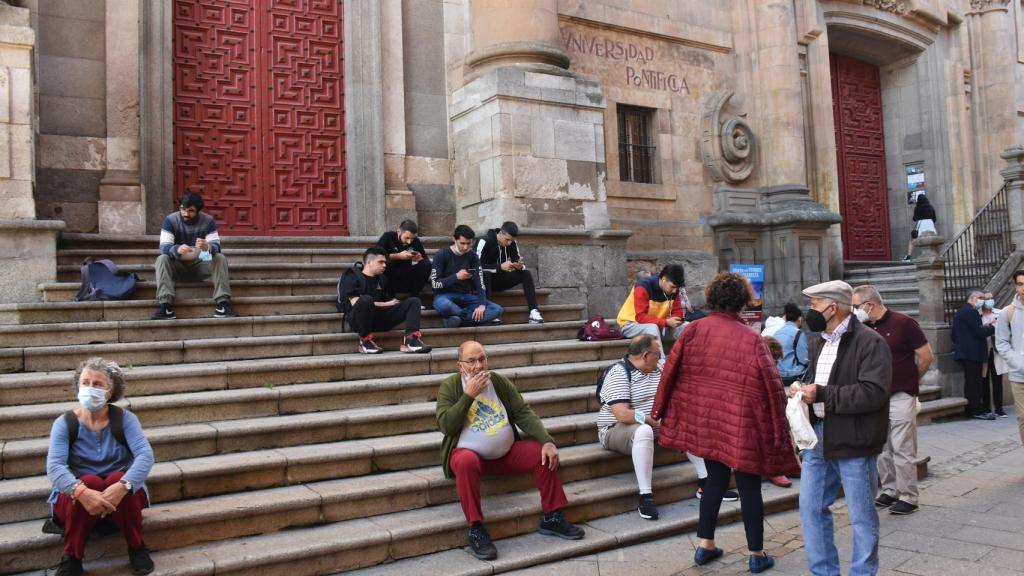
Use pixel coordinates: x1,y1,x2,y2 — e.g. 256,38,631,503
913,195,937,222
376,231,428,268
336,262,393,312
951,303,993,363
806,316,892,459
474,229,522,274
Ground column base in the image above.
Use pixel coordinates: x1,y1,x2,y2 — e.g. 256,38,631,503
0,219,65,304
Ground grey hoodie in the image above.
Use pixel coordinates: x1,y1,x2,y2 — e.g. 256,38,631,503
994,295,1024,382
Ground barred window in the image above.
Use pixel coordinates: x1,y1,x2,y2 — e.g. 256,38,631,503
618,105,656,184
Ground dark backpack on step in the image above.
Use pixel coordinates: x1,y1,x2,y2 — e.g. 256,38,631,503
74,259,138,301
577,315,623,341
595,356,636,404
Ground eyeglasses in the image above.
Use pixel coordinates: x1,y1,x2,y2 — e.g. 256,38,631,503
458,356,488,366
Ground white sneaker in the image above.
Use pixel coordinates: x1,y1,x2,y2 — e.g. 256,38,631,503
529,309,544,324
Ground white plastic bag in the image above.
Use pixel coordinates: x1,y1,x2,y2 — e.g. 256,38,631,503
786,390,818,451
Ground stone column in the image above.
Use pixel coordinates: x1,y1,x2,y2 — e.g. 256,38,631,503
968,0,1016,203
913,234,954,395
452,0,610,231
754,0,806,189
0,3,65,304
98,0,145,234
380,0,416,228
1000,145,1024,250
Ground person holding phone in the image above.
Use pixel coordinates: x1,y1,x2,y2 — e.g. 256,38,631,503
376,219,431,298
474,221,543,324
430,225,503,327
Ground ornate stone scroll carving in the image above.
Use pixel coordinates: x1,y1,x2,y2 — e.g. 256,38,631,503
969,0,1011,10
864,0,911,16
701,90,755,184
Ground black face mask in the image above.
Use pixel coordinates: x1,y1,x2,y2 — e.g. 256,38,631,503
805,305,832,332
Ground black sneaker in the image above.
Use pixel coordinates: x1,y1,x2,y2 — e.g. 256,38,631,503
128,545,155,575
54,555,83,576
889,500,919,515
694,546,723,566
213,301,238,318
150,303,176,320
538,510,584,540
995,410,1008,418
875,493,898,508
358,336,383,354
638,493,659,520
466,523,497,560
972,412,996,421
401,332,432,354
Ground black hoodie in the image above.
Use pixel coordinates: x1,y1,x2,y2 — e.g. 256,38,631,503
474,228,522,274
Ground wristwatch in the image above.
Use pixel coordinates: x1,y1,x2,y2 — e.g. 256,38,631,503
119,479,132,492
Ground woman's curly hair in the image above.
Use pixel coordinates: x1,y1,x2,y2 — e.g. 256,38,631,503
71,357,127,402
704,271,753,313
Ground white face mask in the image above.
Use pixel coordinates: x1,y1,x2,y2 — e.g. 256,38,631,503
78,386,108,411
853,308,870,324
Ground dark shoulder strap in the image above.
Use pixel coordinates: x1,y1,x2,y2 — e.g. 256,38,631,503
620,358,635,383
63,410,78,448
108,405,129,452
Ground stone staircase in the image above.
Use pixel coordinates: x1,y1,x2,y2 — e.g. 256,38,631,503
0,234,718,576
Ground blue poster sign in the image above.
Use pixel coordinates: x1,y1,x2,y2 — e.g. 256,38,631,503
729,263,765,325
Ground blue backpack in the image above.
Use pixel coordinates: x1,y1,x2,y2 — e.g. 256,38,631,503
74,259,139,301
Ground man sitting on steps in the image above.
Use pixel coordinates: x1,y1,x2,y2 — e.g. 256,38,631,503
337,246,431,354
430,225,503,328
436,340,584,560
150,190,237,320
474,221,543,324
376,219,431,298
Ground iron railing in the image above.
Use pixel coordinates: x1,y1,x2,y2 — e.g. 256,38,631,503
941,184,1014,323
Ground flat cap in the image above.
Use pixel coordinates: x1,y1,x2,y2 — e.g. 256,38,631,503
802,280,853,305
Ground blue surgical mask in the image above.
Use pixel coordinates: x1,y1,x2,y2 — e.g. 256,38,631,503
985,299,996,309
198,250,212,262
975,300,985,310
78,386,108,411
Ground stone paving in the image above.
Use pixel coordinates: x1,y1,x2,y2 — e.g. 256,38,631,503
508,410,1024,576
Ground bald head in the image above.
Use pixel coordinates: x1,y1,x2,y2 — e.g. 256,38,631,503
458,340,484,362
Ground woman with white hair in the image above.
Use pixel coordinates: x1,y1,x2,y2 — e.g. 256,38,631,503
46,358,155,576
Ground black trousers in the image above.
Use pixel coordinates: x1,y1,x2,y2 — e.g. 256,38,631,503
346,295,421,338
696,458,764,552
384,259,431,296
483,269,538,310
961,360,985,415
982,349,1004,412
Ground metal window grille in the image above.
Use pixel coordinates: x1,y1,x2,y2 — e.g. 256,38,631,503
618,105,656,184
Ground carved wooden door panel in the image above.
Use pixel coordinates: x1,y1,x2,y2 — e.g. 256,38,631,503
830,53,890,261
173,0,347,236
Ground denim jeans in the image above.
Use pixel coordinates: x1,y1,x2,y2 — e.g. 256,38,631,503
432,292,502,326
799,422,880,576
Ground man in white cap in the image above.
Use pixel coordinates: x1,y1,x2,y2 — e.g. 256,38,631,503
796,280,892,576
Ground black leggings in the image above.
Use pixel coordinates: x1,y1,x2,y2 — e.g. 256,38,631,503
346,295,421,337
962,360,985,415
483,269,538,310
697,458,764,551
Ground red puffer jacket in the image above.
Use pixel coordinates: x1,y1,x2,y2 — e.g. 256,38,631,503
652,312,800,477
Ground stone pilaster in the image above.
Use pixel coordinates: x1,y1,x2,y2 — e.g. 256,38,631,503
913,234,955,395
98,0,144,234
1000,145,1024,251
0,4,65,304
452,0,611,231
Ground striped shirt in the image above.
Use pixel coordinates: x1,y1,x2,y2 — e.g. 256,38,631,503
812,315,851,418
597,359,663,442
159,212,221,257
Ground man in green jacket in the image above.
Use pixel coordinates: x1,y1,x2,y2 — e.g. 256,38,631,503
436,340,584,560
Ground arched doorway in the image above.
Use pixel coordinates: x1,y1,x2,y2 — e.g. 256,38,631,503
172,0,348,236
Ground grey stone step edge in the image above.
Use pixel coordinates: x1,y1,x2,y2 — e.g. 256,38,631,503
0,461,707,575
0,358,608,443
58,233,453,249
0,305,581,348
0,338,628,409
0,319,585,374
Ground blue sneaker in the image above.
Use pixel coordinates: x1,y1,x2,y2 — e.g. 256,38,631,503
749,553,775,573
694,546,723,566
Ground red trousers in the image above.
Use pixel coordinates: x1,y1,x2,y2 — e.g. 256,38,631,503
450,441,568,525
53,471,148,559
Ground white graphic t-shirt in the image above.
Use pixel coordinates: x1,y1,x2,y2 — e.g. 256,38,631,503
455,376,515,460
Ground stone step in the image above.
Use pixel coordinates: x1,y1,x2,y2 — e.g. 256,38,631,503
0,319,585,374
57,247,440,267
0,358,609,442
58,233,452,251
919,385,940,402
0,338,627,409
0,461,705,575
0,304,580,348
38,279,551,304
0,411,605,524
356,483,803,576
57,262,353,282
917,396,970,425
6,290,549,323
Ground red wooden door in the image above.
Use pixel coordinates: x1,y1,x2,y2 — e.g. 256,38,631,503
173,0,347,236
830,54,890,261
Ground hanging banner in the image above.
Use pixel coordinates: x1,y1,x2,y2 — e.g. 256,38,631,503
729,263,764,326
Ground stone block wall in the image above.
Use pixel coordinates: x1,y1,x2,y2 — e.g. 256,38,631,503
0,3,35,220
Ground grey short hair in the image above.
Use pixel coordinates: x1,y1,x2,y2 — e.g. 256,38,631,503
627,334,658,356
852,285,884,305
72,357,126,402
967,288,985,301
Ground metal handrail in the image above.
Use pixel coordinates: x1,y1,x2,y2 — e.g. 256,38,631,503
940,184,1014,323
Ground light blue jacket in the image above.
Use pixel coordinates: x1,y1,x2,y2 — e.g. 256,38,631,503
775,321,809,379
995,296,1024,383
